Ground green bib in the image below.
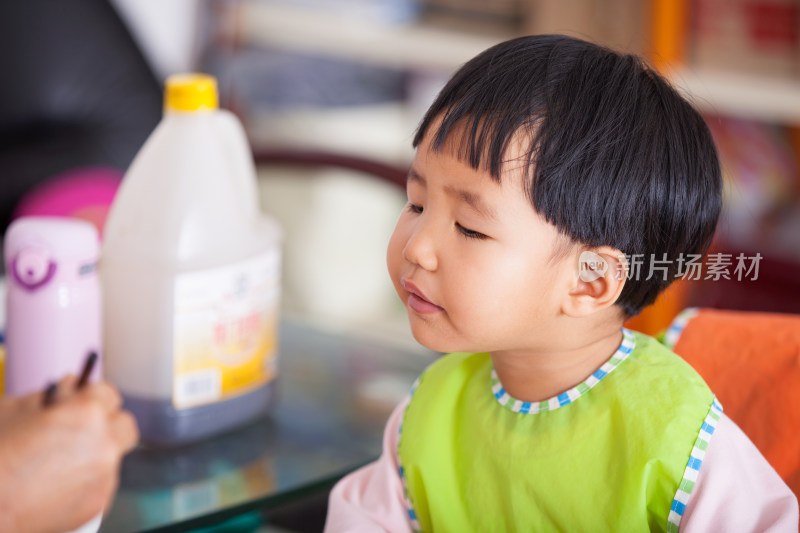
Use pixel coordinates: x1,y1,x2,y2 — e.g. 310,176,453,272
398,330,716,532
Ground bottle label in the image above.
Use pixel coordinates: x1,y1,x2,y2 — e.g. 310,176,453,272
172,249,280,410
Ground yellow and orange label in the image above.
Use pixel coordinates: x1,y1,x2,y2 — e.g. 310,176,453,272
172,250,280,410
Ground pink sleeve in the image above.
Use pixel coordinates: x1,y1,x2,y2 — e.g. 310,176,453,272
682,413,799,532
324,398,412,533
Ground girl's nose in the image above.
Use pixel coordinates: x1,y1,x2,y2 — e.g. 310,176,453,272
403,222,438,272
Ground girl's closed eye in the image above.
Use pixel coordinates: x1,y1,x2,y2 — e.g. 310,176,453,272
407,203,423,214
456,223,488,240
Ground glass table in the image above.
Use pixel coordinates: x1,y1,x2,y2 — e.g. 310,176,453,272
100,319,435,532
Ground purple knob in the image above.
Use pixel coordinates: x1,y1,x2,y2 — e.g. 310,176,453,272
11,248,57,291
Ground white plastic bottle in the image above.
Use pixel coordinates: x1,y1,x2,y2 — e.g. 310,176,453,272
102,74,282,446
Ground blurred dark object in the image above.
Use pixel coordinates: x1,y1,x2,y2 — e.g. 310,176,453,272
253,148,406,190
263,489,329,533
0,0,162,231
204,45,407,123
689,248,800,314
419,0,525,30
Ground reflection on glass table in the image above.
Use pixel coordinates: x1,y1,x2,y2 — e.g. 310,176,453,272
101,319,435,532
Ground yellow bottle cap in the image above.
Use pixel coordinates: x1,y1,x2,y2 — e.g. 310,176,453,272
165,73,218,112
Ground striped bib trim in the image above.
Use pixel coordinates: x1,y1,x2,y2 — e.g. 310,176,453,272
667,397,723,532
490,328,636,414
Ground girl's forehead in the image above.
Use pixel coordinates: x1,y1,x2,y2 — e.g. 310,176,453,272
411,148,536,223
414,136,533,202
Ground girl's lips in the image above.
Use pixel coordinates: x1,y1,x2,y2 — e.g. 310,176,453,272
402,279,443,314
408,293,444,314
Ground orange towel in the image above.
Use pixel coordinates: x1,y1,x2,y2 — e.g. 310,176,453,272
665,308,800,497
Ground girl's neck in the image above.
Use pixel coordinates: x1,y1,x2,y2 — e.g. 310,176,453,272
489,328,624,403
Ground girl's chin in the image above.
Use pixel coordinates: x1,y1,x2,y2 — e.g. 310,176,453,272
407,317,472,354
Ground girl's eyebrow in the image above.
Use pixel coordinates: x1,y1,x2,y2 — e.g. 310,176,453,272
407,167,497,221
407,167,425,185
445,185,498,221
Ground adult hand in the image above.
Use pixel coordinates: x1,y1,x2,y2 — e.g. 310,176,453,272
0,377,139,533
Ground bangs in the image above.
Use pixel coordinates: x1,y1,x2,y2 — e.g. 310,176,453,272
418,107,543,183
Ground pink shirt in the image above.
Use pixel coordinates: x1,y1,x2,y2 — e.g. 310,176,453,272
325,398,798,532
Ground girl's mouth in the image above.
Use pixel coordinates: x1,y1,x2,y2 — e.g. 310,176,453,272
402,279,444,314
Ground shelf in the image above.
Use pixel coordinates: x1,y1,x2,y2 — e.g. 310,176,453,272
668,67,800,124
238,2,506,71
237,3,800,124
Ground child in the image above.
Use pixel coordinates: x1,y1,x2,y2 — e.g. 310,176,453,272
325,35,798,532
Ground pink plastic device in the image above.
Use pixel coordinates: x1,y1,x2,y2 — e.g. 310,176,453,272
4,217,102,397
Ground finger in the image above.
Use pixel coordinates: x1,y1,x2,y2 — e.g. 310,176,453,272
58,374,79,390
42,382,58,407
40,375,81,403
78,382,123,414
17,375,78,407
109,410,140,453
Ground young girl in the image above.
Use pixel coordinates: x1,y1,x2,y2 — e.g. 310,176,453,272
325,35,798,532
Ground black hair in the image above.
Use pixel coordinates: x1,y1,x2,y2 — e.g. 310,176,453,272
413,34,722,317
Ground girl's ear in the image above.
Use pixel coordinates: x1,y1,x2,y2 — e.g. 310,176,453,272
561,247,627,318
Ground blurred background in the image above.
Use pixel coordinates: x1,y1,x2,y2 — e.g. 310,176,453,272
1,0,799,345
